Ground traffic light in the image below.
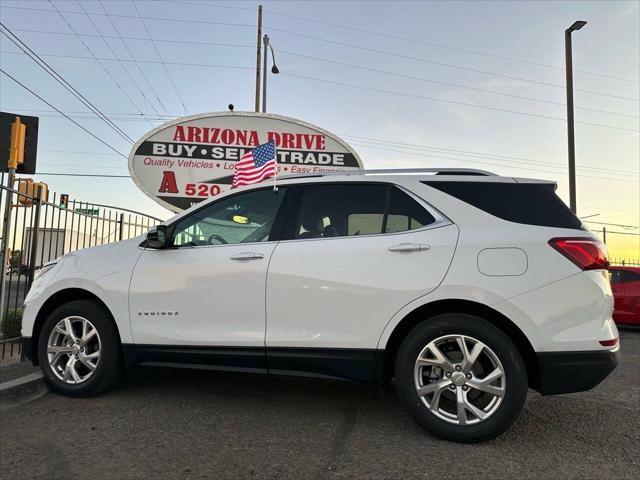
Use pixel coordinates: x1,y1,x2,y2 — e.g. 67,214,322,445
8,116,26,169
15,179,48,206
60,194,69,209
2,112,39,174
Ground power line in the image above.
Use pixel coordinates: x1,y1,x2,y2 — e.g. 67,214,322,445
131,0,188,115
584,220,639,229
583,205,640,214
3,48,636,132
4,4,637,102
11,27,254,49
97,0,170,116
76,0,160,119
36,172,131,178
48,0,155,129
171,0,639,84
340,134,638,176
10,28,635,119
77,2,163,117
5,105,637,179
281,72,639,132
0,23,135,144
348,142,638,184
40,149,122,156
0,50,254,72
0,69,128,159
259,6,640,84
277,50,638,119
265,26,640,103
38,162,129,170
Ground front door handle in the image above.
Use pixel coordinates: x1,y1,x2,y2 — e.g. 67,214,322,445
230,252,265,261
388,243,430,253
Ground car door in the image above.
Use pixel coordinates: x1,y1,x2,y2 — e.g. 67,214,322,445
129,187,289,369
610,270,625,319
265,182,458,381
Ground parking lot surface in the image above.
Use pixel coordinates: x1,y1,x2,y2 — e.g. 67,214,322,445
1,330,638,480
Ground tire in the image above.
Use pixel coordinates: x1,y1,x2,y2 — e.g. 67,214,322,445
37,299,122,396
395,313,527,443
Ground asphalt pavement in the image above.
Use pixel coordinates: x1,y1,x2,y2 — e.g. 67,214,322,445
1,330,638,480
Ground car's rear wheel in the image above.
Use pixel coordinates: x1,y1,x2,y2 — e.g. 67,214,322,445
38,300,122,396
395,313,527,443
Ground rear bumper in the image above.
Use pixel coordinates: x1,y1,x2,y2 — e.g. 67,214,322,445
535,347,620,395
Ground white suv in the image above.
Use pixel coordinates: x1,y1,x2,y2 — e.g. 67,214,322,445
21,169,619,443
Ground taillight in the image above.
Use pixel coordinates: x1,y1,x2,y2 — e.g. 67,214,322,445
548,237,610,271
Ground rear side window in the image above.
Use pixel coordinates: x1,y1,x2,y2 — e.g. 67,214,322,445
291,183,435,240
422,181,582,229
612,270,640,283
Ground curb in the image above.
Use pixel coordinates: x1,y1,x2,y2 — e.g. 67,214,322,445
0,372,49,410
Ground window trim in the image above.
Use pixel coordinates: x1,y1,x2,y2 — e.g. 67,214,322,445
279,181,452,243
158,186,292,250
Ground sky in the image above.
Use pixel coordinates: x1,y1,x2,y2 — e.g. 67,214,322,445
0,0,638,258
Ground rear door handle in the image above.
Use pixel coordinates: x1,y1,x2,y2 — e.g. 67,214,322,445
230,252,265,261
388,243,430,252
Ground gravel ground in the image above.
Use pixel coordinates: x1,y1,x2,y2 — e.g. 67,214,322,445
1,330,638,480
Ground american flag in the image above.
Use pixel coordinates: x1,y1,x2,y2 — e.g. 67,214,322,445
232,141,277,188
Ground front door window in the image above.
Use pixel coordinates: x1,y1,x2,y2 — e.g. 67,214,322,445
171,188,286,247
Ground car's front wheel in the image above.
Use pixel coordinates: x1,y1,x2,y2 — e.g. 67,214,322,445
38,299,122,396
395,313,528,443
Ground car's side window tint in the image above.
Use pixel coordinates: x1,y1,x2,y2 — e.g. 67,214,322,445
292,184,436,240
385,187,436,233
171,188,286,247
295,184,387,239
620,270,640,283
610,271,621,284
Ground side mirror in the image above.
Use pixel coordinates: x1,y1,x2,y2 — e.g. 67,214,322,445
146,225,168,249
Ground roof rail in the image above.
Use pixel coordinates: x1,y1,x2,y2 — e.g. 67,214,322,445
278,167,496,180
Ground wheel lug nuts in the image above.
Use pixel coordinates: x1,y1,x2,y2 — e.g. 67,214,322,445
455,366,461,371
449,385,456,390
466,374,472,379
462,386,469,391
445,372,451,378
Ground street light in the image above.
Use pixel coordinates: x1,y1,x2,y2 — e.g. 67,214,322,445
565,20,587,214
261,34,279,113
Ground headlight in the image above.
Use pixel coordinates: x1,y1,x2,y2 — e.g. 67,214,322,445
33,262,57,281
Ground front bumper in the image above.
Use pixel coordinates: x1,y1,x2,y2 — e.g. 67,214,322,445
535,347,620,395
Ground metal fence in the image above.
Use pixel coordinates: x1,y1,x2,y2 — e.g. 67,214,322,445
610,258,640,267
0,337,23,365
0,175,165,324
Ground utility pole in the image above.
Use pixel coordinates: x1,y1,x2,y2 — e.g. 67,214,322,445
565,20,587,215
254,5,262,112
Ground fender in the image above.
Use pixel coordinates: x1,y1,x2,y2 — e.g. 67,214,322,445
375,285,539,351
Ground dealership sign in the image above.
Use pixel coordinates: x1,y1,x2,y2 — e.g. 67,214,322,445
128,112,363,212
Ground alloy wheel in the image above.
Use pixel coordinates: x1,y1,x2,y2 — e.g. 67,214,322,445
47,316,101,384
414,334,506,425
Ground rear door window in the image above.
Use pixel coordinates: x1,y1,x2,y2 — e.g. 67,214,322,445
288,183,435,240
422,181,582,229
